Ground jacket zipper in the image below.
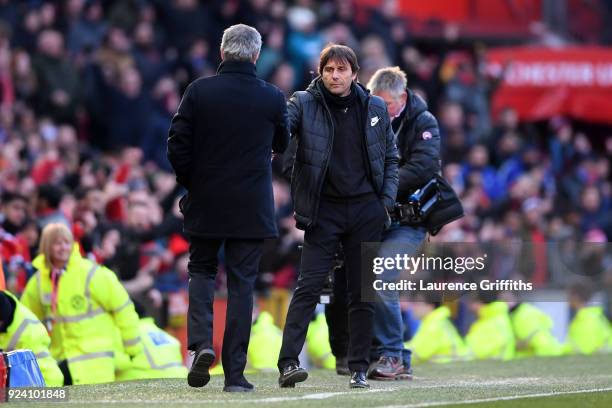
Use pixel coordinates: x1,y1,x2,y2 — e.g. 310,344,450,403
311,83,335,227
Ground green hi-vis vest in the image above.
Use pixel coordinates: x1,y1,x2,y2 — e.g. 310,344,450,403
21,244,142,384
115,317,187,380
466,302,515,360
306,313,335,369
510,303,561,358
0,290,64,386
406,305,469,364
563,306,612,355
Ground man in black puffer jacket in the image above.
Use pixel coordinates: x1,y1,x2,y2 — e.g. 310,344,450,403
278,44,399,389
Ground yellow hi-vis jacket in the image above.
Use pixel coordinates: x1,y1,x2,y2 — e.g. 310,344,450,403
0,290,64,386
563,306,612,355
115,317,187,380
247,311,282,371
405,305,468,364
306,313,335,369
21,244,143,384
465,301,515,360
510,303,561,358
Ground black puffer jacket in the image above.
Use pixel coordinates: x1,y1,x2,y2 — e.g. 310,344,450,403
283,78,399,230
395,90,441,201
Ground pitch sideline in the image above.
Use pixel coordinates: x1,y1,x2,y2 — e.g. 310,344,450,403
59,386,612,405
379,386,612,408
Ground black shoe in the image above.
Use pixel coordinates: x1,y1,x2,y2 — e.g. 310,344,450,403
188,347,215,388
278,364,308,388
224,378,254,392
336,357,350,376
350,371,370,389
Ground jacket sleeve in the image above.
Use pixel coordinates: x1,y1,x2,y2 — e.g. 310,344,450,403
21,319,64,386
281,92,303,181
273,89,289,154
397,111,441,200
381,113,400,209
167,83,195,189
20,272,44,321
91,266,143,356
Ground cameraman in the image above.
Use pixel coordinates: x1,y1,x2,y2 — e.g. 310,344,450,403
365,67,441,380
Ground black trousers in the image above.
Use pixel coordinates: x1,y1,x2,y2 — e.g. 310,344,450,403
325,262,349,359
278,198,385,372
325,264,382,363
187,237,264,385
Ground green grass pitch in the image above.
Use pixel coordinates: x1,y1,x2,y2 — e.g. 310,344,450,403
15,355,612,407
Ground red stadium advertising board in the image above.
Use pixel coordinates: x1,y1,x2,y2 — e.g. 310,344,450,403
487,47,612,124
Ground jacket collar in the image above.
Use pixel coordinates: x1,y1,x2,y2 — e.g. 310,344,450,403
406,89,428,121
217,60,257,77
32,243,83,275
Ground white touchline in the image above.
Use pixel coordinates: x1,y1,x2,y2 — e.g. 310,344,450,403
58,384,612,405
378,387,612,408
61,388,393,405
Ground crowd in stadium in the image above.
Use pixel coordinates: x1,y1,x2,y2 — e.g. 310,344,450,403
1,0,611,382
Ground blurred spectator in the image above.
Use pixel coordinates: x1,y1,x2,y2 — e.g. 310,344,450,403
132,20,168,89
564,279,612,355
1,191,28,235
33,30,81,124
286,6,323,85
66,0,107,57
156,0,212,56
35,184,69,229
107,66,151,149
257,24,285,81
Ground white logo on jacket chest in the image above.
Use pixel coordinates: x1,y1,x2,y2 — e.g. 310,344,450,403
422,131,432,140
370,116,379,126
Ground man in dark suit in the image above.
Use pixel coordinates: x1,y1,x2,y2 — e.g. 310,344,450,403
167,24,289,393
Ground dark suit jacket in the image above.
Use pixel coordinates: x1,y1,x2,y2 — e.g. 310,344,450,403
167,60,289,238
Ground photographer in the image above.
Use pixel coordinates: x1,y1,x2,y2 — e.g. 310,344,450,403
364,67,461,380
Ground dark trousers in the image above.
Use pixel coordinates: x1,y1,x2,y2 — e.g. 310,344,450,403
187,237,264,385
278,198,385,372
58,360,72,386
326,225,426,365
326,264,381,363
325,263,349,359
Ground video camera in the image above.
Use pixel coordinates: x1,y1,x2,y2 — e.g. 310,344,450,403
391,178,440,225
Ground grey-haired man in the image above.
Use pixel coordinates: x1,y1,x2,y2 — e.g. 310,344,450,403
168,24,289,392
